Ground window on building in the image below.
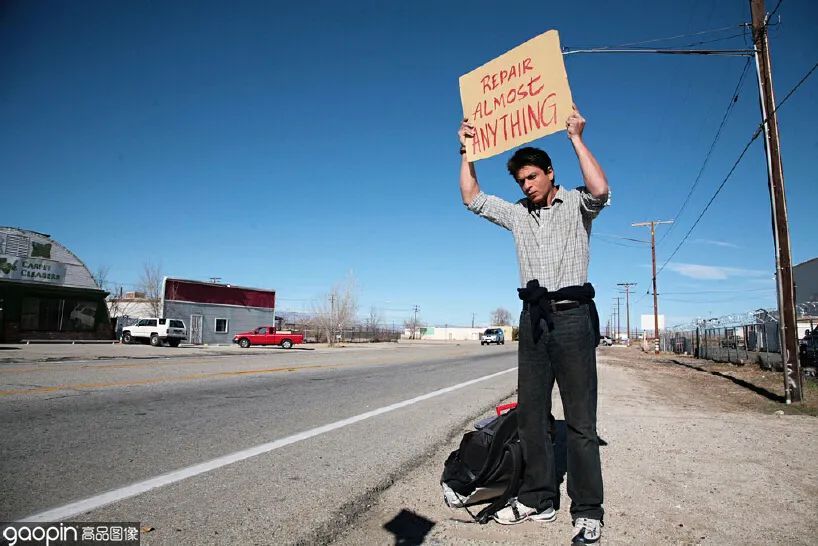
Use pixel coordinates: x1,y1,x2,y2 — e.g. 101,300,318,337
20,297,96,331
215,318,228,333
21,297,61,331
63,300,97,331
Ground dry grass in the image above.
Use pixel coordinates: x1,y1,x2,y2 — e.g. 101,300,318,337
600,346,818,416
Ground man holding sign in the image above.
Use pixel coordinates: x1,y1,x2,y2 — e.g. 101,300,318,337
457,102,608,543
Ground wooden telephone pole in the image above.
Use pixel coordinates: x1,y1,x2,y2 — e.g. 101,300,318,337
618,282,637,341
633,220,673,353
750,0,803,402
613,297,622,340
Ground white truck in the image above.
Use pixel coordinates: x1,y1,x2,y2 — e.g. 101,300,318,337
122,318,187,347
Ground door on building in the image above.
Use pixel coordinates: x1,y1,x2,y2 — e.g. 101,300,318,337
190,314,203,345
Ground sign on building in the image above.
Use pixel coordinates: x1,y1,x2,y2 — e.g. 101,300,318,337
0,256,66,284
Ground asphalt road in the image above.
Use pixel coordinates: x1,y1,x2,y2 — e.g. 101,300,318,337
0,343,518,544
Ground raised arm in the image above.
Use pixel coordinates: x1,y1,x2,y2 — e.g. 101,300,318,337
566,105,608,199
459,119,480,205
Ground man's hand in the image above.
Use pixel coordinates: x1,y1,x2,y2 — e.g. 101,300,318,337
459,118,475,149
458,118,480,204
566,104,585,141
566,104,608,199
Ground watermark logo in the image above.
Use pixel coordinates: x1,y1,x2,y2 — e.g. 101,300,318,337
1,522,140,546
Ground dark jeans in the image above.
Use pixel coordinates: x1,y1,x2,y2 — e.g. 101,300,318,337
516,304,604,521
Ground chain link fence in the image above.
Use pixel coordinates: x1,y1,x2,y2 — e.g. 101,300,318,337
661,302,818,371
296,326,401,344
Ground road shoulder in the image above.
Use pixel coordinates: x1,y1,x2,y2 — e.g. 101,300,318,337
332,349,818,545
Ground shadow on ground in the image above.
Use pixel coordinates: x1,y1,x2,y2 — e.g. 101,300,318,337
383,509,435,545
670,359,785,403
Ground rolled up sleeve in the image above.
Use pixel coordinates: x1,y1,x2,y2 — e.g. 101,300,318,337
466,191,515,231
577,186,611,220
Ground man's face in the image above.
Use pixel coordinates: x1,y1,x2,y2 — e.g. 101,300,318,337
514,165,555,205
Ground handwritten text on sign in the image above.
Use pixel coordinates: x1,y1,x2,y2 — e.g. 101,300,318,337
459,30,573,161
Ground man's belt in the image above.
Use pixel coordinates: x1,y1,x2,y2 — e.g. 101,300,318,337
518,280,600,345
524,300,582,312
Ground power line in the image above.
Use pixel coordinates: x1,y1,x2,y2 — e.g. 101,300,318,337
673,32,751,48
768,0,784,19
567,23,746,50
656,58,818,277
765,60,818,116
592,237,648,249
656,134,759,277
660,57,753,243
661,287,774,295
594,233,650,244
563,47,753,57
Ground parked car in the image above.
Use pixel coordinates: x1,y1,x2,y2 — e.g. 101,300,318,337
122,317,187,347
599,335,614,346
480,328,505,345
233,326,304,349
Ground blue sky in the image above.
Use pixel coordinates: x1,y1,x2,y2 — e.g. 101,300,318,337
2,0,816,330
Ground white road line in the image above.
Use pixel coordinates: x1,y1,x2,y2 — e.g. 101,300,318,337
23,366,516,522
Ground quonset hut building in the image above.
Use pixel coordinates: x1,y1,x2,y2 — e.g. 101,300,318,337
0,227,111,342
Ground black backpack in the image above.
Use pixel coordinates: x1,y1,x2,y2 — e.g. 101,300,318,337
440,408,524,524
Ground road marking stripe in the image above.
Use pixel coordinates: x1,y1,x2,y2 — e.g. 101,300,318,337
0,364,335,396
22,366,516,522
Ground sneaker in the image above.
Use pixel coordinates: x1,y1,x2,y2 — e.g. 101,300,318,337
492,498,557,525
441,482,465,508
571,517,602,544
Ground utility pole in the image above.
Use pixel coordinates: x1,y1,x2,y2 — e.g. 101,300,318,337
633,220,673,353
617,282,637,341
471,312,476,329
412,305,420,340
330,294,336,345
750,0,803,403
613,297,622,341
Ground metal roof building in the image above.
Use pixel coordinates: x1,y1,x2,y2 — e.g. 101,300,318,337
0,227,111,342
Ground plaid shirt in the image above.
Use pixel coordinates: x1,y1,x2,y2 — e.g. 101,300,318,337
466,185,609,289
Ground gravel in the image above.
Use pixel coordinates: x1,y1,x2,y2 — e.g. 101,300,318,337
331,348,818,545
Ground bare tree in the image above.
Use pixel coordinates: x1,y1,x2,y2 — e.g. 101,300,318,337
92,265,131,320
491,307,513,326
139,262,164,317
404,314,423,340
366,306,383,332
311,275,358,347
92,265,111,291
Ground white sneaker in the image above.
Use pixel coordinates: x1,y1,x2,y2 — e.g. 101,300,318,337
571,517,602,544
492,498,557,525
441,482,466,508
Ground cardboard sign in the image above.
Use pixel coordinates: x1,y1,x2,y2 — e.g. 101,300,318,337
459,30,573,161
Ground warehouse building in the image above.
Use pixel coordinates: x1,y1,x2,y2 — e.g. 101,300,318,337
794,257,818,305
162,278,276,345
0,227,111,342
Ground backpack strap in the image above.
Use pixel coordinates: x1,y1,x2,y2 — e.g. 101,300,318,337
471,410,518,485
474,441,524,524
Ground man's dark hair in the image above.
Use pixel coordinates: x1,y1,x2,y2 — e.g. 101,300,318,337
507,147,552,178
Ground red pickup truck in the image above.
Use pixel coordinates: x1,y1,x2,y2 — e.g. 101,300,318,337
233,326,304,349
